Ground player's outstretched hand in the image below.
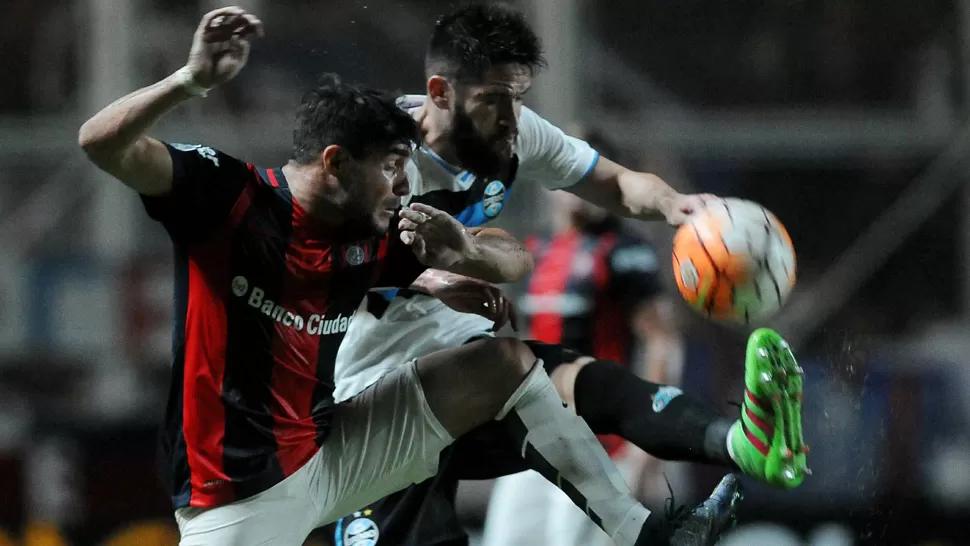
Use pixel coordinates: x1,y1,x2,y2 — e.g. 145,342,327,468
399,203,474,270
664,192,717,226
432,276,517,332
186,6,264,89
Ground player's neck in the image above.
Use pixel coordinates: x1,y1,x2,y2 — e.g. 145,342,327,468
416,98,462,167
282,162,349,228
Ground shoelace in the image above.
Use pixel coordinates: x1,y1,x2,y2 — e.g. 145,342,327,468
662,473,689,529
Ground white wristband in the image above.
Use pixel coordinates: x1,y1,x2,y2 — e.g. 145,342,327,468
173,66,211,98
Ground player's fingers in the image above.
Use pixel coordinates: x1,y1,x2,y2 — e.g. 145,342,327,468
399,208,428,224
412,235,427,257
490,296,509,332
202,16,247,42
509,300,519,331
241,14,265,37
203,6,246,20
202,7,246,31
408,202,445,219
398,217,419,232
400,231,415,246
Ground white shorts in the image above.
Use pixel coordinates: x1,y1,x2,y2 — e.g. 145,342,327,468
334,293,495,402
481,447,642,546
175,360,453,546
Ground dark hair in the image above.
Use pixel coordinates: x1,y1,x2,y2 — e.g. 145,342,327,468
426,4,546,82
292,73,419,164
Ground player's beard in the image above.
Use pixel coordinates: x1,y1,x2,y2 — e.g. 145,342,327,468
450,104,513,181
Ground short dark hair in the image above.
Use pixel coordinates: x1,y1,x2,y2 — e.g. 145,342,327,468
292,74,419,164
426,4,546,82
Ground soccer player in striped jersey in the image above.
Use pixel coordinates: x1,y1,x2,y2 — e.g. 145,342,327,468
79,7,740,546
328,4,807,546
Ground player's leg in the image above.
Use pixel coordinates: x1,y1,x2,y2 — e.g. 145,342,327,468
529,340,736,466
412,337,657,546
480,471,554,546
531,327,809,488
174,464,318,546
315,337,740,546
325,446,470,546
412,338,741,546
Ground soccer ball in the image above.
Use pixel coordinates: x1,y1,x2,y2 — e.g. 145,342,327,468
672,198,796,324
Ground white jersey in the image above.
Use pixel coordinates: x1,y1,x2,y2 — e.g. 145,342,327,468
333,96,599,402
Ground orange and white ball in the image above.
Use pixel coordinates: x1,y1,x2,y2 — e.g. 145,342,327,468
672,198,796,324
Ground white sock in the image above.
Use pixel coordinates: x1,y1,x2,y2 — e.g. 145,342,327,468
725,420,741,466
496,361,651,546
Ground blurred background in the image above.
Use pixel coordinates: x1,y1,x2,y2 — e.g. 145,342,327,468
1,0,969,544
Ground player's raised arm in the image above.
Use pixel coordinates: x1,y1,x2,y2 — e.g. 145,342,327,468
398,203,533,284
78,6,263,195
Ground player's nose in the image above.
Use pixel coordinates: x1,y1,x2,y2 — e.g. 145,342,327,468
392,173,410,197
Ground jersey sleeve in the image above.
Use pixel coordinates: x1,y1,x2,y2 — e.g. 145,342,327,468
140,143,253,246
606,237,663,311
515,106,600,190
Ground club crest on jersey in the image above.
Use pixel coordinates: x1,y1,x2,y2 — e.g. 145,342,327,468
651,386,683,412
343,512,380,546
231,276,249,297
483,180,507,218
345,245,365,266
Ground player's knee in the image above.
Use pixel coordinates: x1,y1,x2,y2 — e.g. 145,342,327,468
483,337,537,379
549,356,596,408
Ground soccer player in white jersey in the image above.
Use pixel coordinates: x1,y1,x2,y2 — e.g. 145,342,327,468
327,4,807,546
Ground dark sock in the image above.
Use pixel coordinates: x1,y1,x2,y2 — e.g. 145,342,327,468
573,359,736,467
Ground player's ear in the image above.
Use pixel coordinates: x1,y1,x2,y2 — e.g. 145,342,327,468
427,76,451,110
321,144,348,173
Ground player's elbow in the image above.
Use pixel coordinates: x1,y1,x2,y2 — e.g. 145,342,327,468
78,121,112,165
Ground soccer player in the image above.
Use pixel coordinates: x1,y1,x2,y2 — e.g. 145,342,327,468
327,4,807,545
482,129,686,546
78,7,739,546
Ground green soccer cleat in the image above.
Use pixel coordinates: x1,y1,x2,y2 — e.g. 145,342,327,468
727,328,809,488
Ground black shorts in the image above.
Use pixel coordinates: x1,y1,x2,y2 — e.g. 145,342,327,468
321,341,585,546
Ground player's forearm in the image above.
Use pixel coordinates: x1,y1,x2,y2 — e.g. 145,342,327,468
447,228,534,283
615,170,679,222
409,269,466,295
78,74,191,166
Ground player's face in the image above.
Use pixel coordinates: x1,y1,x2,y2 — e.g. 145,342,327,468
450,64,531,180
344,144,411,235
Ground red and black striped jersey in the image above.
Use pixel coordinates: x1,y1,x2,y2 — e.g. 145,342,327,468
521,219,662,363
141,144,426,509
520,219,662,456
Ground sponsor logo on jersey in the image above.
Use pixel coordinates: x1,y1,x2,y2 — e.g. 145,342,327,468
651,386,683,412
233,276,353,335
170,143,220,166
482,180,507,218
